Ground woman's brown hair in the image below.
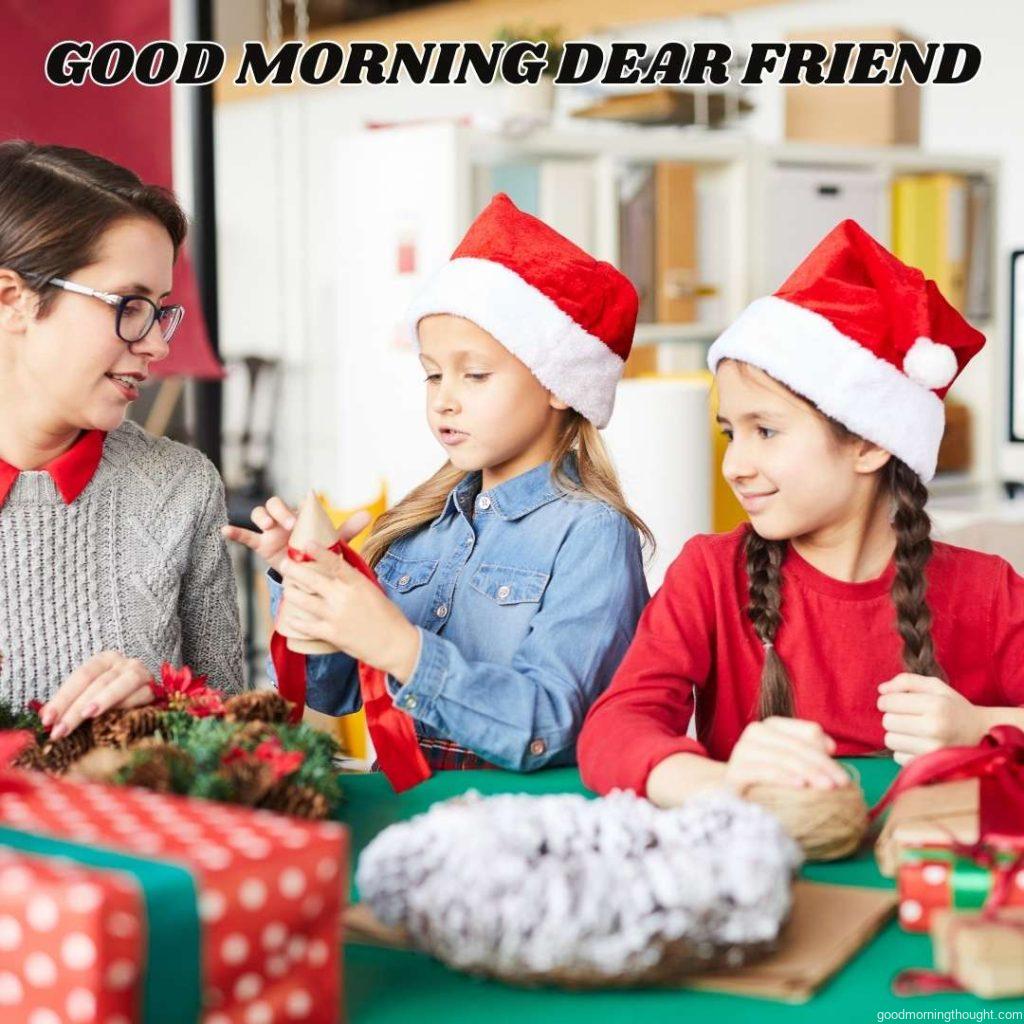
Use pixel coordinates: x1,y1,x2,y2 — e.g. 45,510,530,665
0,140,187,314
361,409,655,568
740,377,944,720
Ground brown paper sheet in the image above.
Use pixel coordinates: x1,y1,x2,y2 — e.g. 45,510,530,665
874,779,979,877
346,880,896,1003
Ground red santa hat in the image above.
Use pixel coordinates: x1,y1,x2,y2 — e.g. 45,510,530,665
407,193,638,428
707,219,985,482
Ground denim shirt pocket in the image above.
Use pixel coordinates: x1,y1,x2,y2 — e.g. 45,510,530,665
376,554,439,594
470,563,551,605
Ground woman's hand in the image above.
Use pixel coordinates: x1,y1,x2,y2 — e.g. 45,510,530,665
278,542,421,682
41,651,155,740
724,717,850,791
221,497,371,575
878,673,987,765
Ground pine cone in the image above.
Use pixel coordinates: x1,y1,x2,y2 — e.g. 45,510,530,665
40,721,95,774
261,779,330,820
93,707,162,748
232,721,278,747
224,691,292,724
120,743,191,793
220,758,276,805
12,740,45,771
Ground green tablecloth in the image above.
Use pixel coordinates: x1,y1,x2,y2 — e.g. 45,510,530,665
339,759,1024,1021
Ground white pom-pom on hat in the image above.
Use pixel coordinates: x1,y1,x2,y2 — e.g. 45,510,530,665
902,336,959,390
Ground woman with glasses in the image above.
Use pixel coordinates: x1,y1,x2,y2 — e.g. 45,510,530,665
0,140,245,736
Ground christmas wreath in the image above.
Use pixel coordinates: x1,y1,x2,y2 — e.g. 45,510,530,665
0,665,342,819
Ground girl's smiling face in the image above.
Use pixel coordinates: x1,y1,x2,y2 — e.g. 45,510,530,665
417,314,569,488
715,359,889,542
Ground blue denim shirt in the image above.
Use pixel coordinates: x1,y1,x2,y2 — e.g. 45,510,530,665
267,459,649,771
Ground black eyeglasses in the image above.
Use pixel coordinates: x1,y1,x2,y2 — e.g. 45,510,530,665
34,276,185,344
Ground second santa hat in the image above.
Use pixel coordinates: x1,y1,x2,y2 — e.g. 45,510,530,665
407,193,638,428
707,219,985,482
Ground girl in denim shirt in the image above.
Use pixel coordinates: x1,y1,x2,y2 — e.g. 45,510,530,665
226,194,651,771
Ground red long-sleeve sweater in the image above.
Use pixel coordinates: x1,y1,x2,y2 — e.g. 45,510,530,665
579,525,1024,796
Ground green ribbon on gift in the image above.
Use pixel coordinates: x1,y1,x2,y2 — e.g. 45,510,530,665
900,846,1022,910
0,825,201,1024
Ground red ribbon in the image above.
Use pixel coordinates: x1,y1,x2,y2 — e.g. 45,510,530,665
269,539,432,793
871,724,1024,844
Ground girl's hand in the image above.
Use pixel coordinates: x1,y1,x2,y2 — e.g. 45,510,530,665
878,673,986,765
222,498,371,575
278,543,421,681
724,717,850,791
42,651,155,740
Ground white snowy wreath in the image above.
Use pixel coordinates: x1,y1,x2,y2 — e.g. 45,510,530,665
356,789,802,986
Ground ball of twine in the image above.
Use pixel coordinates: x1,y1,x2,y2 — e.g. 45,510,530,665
743,765,869,862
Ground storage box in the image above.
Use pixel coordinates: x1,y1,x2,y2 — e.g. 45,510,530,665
785,27,922,146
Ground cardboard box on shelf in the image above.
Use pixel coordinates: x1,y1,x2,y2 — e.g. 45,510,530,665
785,27,922,146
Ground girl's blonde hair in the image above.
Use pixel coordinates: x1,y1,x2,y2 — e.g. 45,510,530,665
361,410,654,568
724,361,944,719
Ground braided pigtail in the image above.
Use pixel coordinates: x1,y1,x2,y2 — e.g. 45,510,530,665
745,529,795,719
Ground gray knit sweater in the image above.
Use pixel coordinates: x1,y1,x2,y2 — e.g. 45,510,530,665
0,420,246,705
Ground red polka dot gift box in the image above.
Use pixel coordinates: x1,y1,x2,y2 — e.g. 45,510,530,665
897,845,1024,933
0,770,348,1024
0,848,144,1023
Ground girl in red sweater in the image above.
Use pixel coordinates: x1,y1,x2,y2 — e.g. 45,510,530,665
579,219,1024,805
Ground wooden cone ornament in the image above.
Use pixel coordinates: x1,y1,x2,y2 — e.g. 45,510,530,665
267,492,431,790
278,491,341,655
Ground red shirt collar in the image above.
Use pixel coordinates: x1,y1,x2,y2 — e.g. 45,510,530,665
0,430,106,509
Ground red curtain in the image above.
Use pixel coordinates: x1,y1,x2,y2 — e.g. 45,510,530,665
0,1,224,379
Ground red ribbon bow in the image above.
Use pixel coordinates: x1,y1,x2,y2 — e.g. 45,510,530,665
871,724,1024,844
270,538,432,793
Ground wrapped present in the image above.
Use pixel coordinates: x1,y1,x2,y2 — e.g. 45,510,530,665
897,844,1024,932
875,778,977,877
873,725,1024,877
0,847,146,1021
931,907,1024,999
0,768,347,1023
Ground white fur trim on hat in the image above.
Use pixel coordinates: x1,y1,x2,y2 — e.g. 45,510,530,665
407,257,625,428
707,295,946,482
903,337,958,390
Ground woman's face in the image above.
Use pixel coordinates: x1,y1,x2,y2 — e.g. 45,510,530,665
11,216,173,434
417,314,568,487
715,359,885,542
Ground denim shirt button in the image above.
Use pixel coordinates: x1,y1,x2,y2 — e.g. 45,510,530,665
529,738,546,756
436,604,448,618
405,695,417,709
477,495,491,510
398,574,411,586
497,585,511,600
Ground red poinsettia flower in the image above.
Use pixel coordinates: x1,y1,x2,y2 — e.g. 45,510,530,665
27,699,45,715
150,663,209,705
150,663,226,717
254,737,305,780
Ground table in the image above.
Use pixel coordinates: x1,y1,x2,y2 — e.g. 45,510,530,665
339,759,1023,1021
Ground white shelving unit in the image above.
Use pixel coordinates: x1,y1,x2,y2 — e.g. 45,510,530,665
328,121,1000,512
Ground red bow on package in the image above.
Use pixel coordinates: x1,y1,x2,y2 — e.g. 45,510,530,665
270,539,432,794
871,724,1024,844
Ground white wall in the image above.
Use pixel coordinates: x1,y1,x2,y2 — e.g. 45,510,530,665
213,0,1022,505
